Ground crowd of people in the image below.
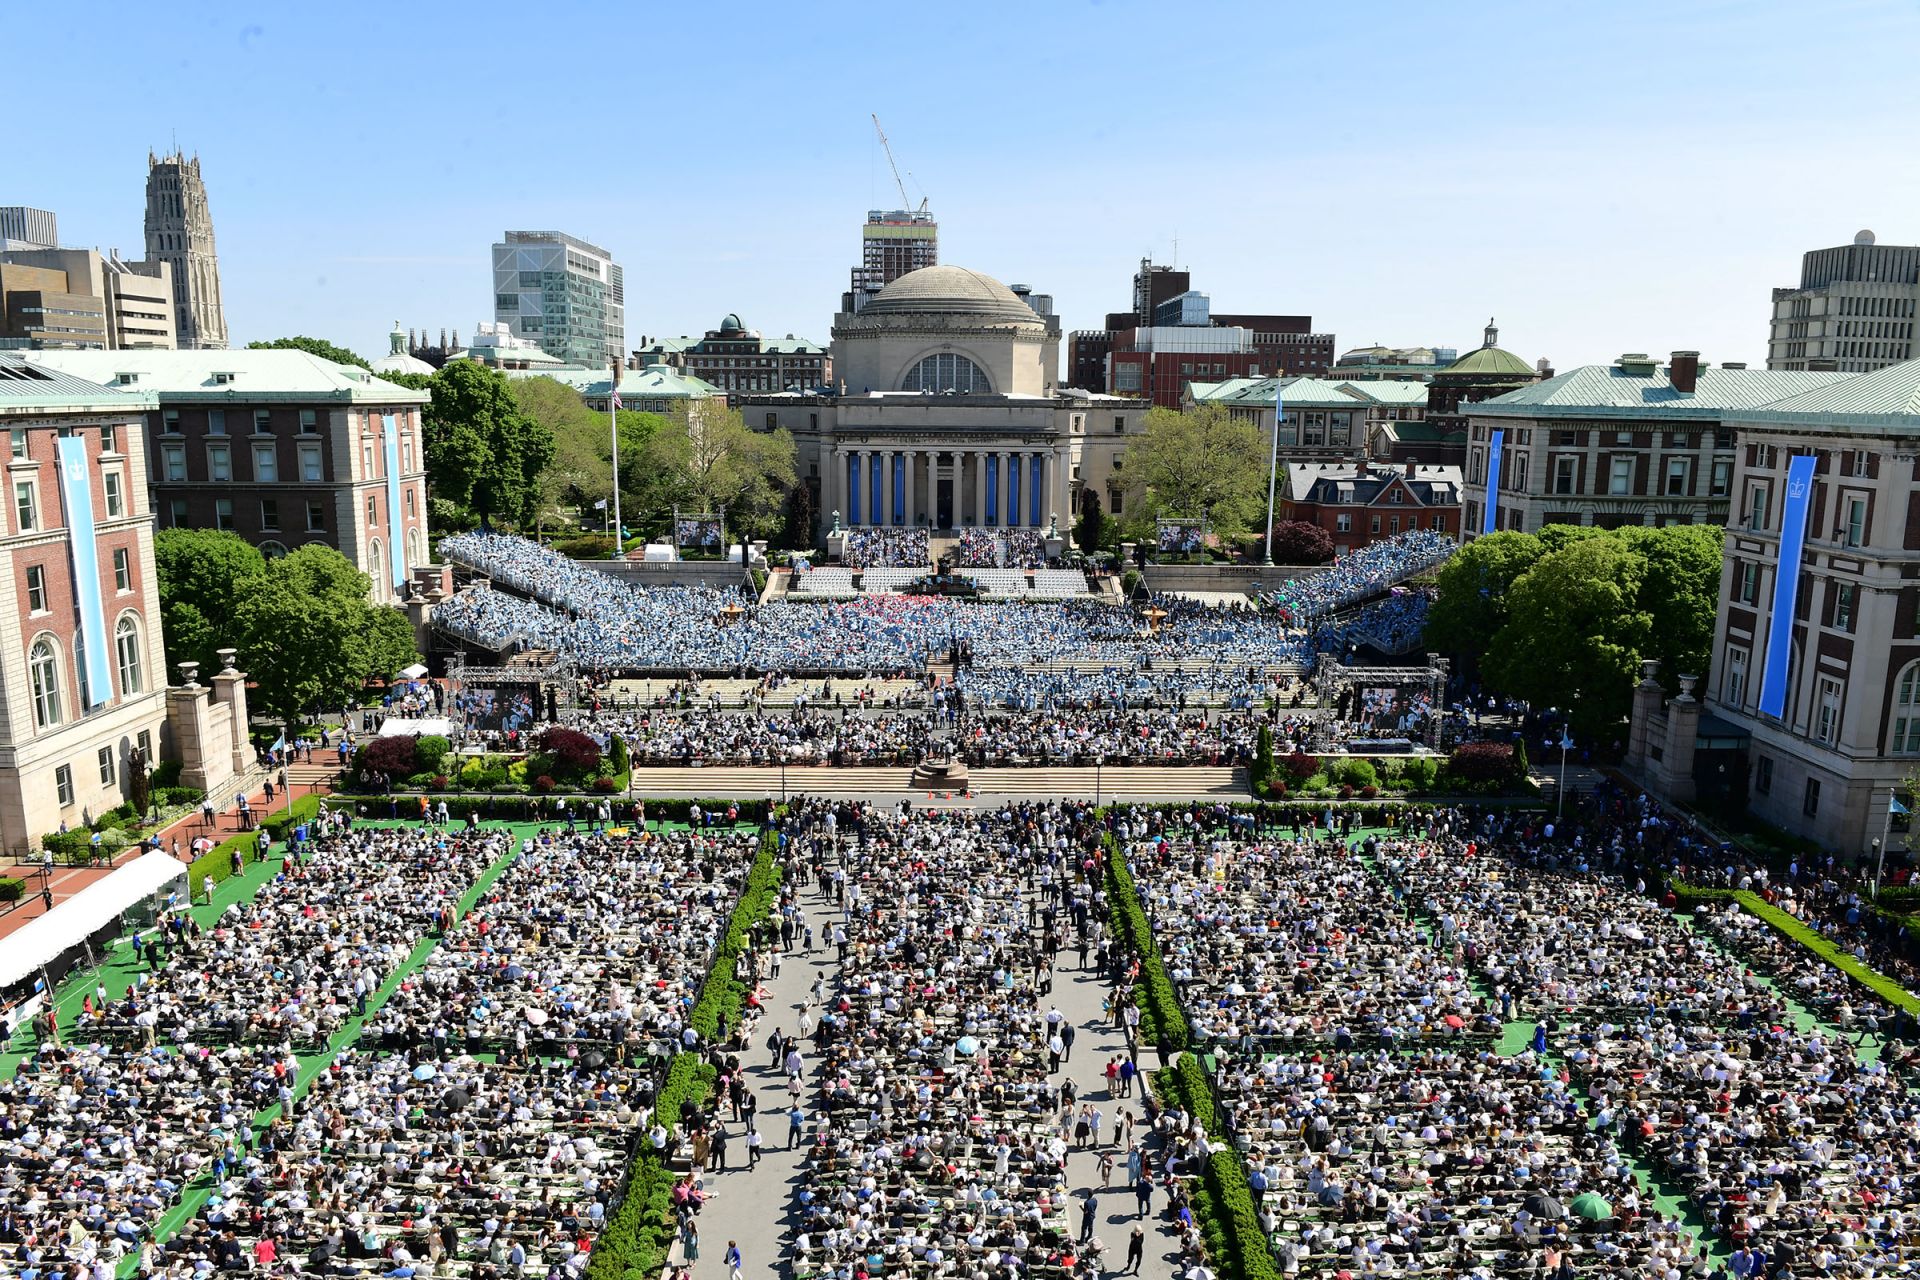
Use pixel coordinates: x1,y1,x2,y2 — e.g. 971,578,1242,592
0,813,768,1280
1263,530,1453,624
1364,800,1920,1276
955,529,1047,569
784,799,1137,1280
842,528,930,569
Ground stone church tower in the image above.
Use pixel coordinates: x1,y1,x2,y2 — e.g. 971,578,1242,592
144,150,228,349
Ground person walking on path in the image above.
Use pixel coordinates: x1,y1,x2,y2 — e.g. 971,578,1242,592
1124,1227,1145,1275
1079,1193,1098,1243
724,1241,743,1280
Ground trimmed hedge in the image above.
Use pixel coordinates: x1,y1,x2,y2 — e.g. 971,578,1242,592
1678,883,1920,1019
0,877,23,902
1154,1060,1281,1280
689,832,782,1040
333,794,769,825
1104,834,1190,1051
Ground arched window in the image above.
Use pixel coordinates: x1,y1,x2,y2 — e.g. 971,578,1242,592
29,637,62,729
407,528,423,573
368,538,385,599
259,540,288,561
116,615,144,696
902,353,990,394
1894,663,1920,754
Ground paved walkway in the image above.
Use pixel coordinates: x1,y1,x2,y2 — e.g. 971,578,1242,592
0,758,341,941
679,856,1189,1280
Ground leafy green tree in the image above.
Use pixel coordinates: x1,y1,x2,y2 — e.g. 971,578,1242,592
1126,404,1267,539
1424,531,1544,670
234,578,369,728
635,406,795,541
1074,495,1107,556
246,335,371,369
360,604,423,682
421,361,554,528
1617,523,1724,692
154,529,268,676
1484,536,1652,741
512,375,609,527
374,370,433,391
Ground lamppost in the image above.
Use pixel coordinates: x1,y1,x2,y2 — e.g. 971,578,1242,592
1095,754,1104,810
1262,382,1283,566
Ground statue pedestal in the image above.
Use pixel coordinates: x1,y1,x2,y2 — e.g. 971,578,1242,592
911,757,971,792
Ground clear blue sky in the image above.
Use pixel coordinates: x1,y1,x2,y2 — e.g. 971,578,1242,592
13,0,1920,370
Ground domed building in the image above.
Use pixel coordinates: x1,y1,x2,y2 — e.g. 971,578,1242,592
1422,319,1547,462
739,265,1143,543
370,321,437,378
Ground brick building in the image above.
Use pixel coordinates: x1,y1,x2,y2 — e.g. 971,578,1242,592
1462,352,1850,538
680,314,831,394
1066,258,1332,406
0,352,170,853
26,349,430,602
1283,459,1462,554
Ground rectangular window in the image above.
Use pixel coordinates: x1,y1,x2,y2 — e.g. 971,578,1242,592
306,501,326,532
1748,486,1767,531
206,408,226,435
101,423,117,453
1553,456,1576,495
10,427,27,459
260,498,280,531
169,497,188,527
103,471,123,518
13,480,36,531
1113,415,1125,434
1710,458,1731,496
161,409,179,434
253,409,272,433
162,443,186,482
1846,497,1867,547
207,443,231,482
299,442,323,482
1834,582,1855,631
253,443,278,483
1370,515,1382,533
299,408,317,434
1664,457,1689,496
98,746,114,786
1724,645,1748,707
362,442,374,475
137,729,152,764
215,498,233,531
25,564,47,613
1609,457,1633,496
1755,755,1772,794
366,497,378,527
113,548,131,592
1816,678,1842,744
1335,513,1352,532
54,764,73,808
1803,777,1821,817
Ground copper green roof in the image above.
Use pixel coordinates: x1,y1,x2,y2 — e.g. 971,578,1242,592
0,350,158,414
1442,344,1535,378
1473,362,1851,420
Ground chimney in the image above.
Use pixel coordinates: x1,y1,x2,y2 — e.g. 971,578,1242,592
1405,460,1417,478
1808,357,1840,372
1669,351,1700,394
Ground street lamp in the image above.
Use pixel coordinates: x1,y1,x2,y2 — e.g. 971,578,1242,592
1095,754,1105,810
1872,837,1883,898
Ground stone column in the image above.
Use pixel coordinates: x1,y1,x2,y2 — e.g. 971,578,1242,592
972,450,986,527
1627,659,1663,772
831,445,847,527
905,449,919,526
210,648,253,783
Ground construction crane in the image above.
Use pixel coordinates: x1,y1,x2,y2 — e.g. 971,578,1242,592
872,114,928,214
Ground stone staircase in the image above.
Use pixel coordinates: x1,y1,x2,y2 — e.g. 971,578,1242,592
625,763,1247,801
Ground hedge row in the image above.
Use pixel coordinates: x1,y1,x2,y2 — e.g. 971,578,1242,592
1677,882,1920,1019
1103,835,1189,1051
584,1052,713,1280
185,796,323,895
0,876,23,902
689,832,783,1040
328,794,770,826
586,832,781,1280
1154,1060,1281,1280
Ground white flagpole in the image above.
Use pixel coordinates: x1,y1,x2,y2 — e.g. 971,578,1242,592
1263,379,1282,565
608,359,623,560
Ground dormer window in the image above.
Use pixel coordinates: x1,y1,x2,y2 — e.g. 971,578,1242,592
115,372,139,386
212,372,235,385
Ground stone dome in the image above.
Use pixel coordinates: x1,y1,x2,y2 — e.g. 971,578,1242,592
863,265,1041,324
719,313,745,333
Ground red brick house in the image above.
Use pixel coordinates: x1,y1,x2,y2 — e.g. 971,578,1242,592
1283,459,1463,554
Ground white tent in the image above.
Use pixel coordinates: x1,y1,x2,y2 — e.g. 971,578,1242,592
398,663,429,680
0,851,189,990
376,717,454,738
